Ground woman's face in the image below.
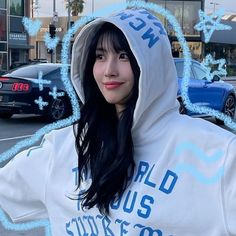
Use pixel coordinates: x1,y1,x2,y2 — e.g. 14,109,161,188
93,36,134,114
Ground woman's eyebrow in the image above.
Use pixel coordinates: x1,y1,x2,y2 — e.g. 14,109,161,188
95,48,106,52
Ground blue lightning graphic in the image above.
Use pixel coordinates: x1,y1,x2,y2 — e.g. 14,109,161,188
44,32,60,50
174,141,224,185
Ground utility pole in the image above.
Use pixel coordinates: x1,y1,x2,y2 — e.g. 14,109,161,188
51,0,56,63
67,0,71,63
92,0,94,15
67,0,71,31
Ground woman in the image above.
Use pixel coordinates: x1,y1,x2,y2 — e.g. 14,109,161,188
1,8,236,236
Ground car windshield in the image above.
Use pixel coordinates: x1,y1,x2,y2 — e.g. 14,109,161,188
174,61,194,78
4,64,61,78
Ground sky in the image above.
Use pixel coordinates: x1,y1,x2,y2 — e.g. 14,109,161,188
205,0,236,14
34,0,236,17
34,0,126,17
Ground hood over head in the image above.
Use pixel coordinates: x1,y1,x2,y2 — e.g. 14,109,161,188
71,8,179,143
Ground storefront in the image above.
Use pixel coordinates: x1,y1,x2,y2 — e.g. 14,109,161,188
0,0,32,73
147,0,204,60
8,32,33,68
8,0,33,69
205,16,236,76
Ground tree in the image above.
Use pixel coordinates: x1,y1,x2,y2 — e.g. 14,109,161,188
65,0,85,16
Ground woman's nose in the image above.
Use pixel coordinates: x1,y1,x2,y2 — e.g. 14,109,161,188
104,58,118,77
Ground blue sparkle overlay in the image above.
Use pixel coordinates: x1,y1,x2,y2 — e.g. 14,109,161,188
44,32,60,50
174,141,224,185
22,17,42,36
34,71,51,91
194,9,232,43
201,54,227,81
0,1,235,235
34,96,48,110
49,86,65,99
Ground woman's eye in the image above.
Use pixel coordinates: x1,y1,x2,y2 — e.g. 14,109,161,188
95,54,104,60
119,53,129,60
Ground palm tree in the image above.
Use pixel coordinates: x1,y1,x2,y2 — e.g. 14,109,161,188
65,0,85,16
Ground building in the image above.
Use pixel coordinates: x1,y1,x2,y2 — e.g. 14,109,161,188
0,0,32,74
145,0,204,60
205,15,236,76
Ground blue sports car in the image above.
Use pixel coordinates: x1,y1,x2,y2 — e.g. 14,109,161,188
174,58,236,124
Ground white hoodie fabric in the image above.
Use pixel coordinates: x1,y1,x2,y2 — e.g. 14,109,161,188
1,8,236,236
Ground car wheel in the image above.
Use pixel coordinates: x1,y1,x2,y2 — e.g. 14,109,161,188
216,94,236,125
0,112,13,119
47,97,69,121
178,99,187,114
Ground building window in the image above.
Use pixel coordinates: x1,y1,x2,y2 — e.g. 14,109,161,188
0,52,7,71
0,9,7,41
10,16,24,32
165,1,183,36
0,42,7,51
183,1,201,36
10,0,24,16
148,0,166,25
0,0,6,9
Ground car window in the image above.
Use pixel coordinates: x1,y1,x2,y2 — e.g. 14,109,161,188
44,67,71,80
174,61,194,78
6,65,60,78
44,68,61,80
193,64,207,80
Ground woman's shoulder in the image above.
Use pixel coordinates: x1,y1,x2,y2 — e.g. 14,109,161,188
45,125,75,142
172,114,236,144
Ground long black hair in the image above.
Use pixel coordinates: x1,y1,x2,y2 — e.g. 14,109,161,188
74,22,140,215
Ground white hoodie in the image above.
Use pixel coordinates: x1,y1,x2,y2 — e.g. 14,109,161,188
1,8,236,236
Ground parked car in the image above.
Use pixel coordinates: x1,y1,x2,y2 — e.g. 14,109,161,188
174,58,236,124
10,62,29,70
0,63,72,121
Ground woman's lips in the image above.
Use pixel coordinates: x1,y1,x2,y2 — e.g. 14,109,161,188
103,82,124,89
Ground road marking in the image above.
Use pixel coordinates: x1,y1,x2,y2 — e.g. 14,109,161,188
0,135,33,142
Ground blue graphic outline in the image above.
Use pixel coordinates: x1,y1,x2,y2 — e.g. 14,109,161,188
44,32,60,50
22,17,42,36
194,9,232,43
0,1,234,235
201,54,227,81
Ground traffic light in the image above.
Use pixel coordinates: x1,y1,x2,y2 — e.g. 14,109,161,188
49,24,56,38
47,48,53,54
